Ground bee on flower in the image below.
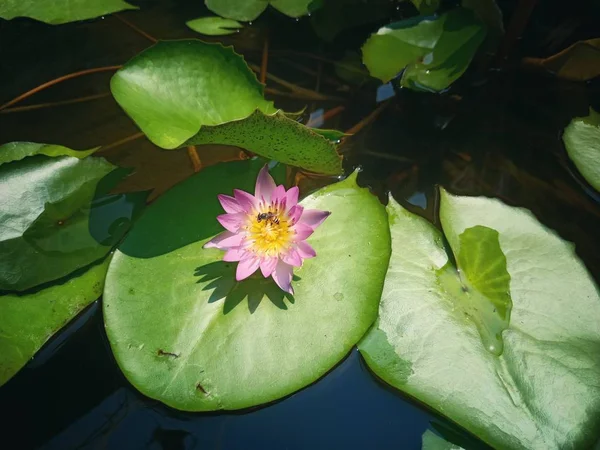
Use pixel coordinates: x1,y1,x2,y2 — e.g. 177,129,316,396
204,165,330,294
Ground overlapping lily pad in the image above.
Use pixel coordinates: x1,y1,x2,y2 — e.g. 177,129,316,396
0,145,146,291
562,108,600,192
111,40,276,150
0,0,136,25
0,258,110,386
104,160,390,411
359,190,600,449
205,0,316,21
111,40,341,174
362,8,486,92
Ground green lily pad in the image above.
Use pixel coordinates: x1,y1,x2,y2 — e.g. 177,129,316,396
111,40,342,174
562,108,600,192
359,191,600,450
362,8,486,92
0,142,97,166
186,16,243,35
205,0,316,21
0,151,145,291
0,258,110,386
187,111,342,175
104,160,390,411
0,0,136,25
111,40,276,150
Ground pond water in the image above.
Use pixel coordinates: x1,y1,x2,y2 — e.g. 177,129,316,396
1,1,599,449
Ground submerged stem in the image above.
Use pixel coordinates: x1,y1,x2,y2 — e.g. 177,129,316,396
249,63,343,101
98,132,145,153
343,100,391,136
0,66,122,111
187,146,202,172
0,93,110,114
260,34,269,85
114,14,158,43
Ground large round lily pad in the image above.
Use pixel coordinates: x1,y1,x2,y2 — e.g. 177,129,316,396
562,107,600,192
0,258,110,386
359,191,600,450
104,160,390,411
0,0,136,25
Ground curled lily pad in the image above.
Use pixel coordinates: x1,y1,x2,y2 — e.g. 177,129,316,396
362,8,486,92
0,147,146,291
187,111,342,175
562,108,600,192
111,40,276,150
205,0,316,21
0,0,136,25
0,142,97,165
104,161,390,411
0,258,110,386
186,16,243,36
111,40,342,174
359,191,600,449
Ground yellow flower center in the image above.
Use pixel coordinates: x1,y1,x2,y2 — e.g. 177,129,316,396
246,209,292,257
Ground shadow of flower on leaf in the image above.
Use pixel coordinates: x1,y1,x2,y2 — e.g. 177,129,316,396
194,261,296,315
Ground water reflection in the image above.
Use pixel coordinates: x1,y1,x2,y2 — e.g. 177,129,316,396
42,351,438,450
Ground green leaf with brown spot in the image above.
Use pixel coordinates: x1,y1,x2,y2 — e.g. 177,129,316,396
187,111,342,175
111,40,342,174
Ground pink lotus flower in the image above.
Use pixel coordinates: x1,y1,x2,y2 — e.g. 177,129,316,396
204,165,330,294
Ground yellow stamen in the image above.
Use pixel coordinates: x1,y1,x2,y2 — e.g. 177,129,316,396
246,209,293,257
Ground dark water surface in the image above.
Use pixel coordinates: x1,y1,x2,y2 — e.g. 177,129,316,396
1,1,599,449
